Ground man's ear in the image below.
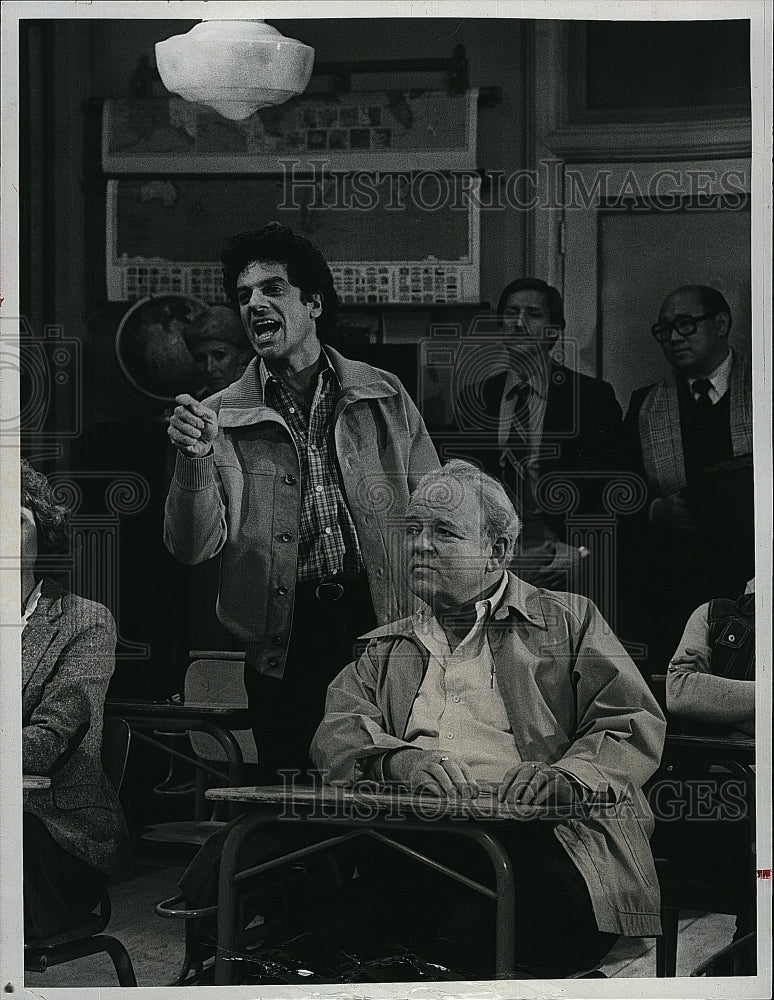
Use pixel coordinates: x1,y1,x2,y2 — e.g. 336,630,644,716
487,535,512,571
306,292,323,319
715,310,731,338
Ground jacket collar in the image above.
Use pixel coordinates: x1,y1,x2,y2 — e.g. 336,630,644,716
27,576,65,624
22,577,65,691
360,571,548,641
214,345,398,427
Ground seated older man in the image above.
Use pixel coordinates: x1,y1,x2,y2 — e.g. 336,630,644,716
311,459,666,978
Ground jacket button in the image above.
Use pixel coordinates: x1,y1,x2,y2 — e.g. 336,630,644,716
271,635,282,646
728,634,736,642
284,474,296,485
280,532,292,542
277,586,288,596
267,657,279,668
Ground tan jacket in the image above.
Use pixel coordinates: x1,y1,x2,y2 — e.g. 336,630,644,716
22,579,131,878
164,347,439,678
311,573,666,936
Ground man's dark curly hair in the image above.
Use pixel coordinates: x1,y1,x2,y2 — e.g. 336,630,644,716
21,459,70,574
221,222,339,342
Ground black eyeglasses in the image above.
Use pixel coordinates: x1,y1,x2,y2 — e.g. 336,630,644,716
651,313,716,343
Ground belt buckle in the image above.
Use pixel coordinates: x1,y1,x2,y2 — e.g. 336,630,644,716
315,581,345,602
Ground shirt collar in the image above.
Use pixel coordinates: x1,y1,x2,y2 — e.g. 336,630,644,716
687,350,733,396
22,579,43,627
415,572,510,657
258,347,335,396
359,572,548,643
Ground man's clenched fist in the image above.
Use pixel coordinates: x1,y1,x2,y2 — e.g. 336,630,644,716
168,394,219,458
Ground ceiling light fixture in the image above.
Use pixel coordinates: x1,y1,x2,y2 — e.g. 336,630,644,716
155,19,315,121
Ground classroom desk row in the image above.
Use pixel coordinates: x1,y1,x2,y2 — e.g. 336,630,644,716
104,698,756,985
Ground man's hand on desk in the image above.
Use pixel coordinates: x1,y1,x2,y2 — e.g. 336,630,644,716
385,748,480,799
497,762,580,807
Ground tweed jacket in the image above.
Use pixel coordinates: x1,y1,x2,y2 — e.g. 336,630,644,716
164,347,440,678
624,349,752,500
22,579,131,878
311,573,666,937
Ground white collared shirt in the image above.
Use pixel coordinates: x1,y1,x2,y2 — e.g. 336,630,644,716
21,579,43,628
687,350,733,405
406,572,520,786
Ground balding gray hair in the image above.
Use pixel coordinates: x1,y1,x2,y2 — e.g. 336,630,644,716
414,459,521,547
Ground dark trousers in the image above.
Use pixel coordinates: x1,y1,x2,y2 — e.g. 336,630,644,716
356,821,619,978
23,813,106,941
244,579,376,783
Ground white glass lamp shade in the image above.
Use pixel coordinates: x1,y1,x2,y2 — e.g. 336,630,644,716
155,20,315,120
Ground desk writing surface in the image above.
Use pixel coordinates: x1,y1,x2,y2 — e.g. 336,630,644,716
23,775,51,789
105,699,252,727
205,784,612,821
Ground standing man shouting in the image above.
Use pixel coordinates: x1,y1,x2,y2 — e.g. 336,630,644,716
164,223,439,776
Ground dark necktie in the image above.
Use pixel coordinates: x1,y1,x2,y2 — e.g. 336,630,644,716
692,378,713,410
500,381,539,518
509,381,532,444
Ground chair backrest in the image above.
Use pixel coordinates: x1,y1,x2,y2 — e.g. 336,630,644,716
185,654,258,765
101,717,132,792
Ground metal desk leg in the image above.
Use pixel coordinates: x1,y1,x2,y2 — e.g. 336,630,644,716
461,828,516,979
214,812,274,986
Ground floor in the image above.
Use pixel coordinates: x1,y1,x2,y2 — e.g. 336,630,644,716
23,862,742,988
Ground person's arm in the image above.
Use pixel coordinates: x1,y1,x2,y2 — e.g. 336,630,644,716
397,381,441,490
22,604,116,776
666,604,755,726
583,378,625,471
548,597,667,800
309,641,425,785
164,394,228,565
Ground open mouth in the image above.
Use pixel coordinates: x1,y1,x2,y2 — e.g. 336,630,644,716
251,318,281,342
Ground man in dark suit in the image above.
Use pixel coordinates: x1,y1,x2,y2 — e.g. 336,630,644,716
622,284,754,675
455,278,624,592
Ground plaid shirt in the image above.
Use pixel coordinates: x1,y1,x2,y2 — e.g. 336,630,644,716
260,354,363,583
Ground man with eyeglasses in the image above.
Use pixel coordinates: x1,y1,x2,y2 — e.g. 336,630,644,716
622,284,753,675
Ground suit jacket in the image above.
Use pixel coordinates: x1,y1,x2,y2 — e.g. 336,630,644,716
22,578,131,878
459,364,624,537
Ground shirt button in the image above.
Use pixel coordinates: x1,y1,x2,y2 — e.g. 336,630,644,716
280,532,292,542
284,474,296,485
288,407,295,414
453,695,461,703
324,527,332,535
728,634,736,642
446,733,454,740
277,586,288,595
271,635,282,646
315,485,323,493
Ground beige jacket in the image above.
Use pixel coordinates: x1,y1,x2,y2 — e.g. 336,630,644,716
164,347,439,677
311,573,666,936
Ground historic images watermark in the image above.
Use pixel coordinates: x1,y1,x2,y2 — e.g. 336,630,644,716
278,159,748,213
273,770,752,826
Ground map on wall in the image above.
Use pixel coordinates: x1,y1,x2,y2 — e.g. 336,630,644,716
102,90,478,173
